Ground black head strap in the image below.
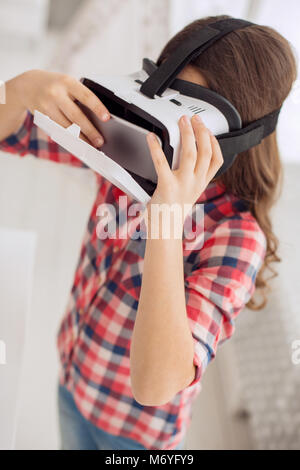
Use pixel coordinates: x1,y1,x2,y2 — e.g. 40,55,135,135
140,18,253,99
217,107,281,158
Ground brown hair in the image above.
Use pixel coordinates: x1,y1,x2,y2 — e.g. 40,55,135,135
157,15,297,309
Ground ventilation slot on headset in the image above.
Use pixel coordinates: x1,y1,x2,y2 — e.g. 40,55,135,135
188,105,206,114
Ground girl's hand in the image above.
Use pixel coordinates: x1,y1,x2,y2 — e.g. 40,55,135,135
16,70,110,147
146,115,224,208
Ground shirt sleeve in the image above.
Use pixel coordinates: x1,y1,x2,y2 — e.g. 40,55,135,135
184,215,267,389
0,110,87,168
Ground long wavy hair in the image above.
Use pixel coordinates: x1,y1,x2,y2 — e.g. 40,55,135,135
157,15,297,310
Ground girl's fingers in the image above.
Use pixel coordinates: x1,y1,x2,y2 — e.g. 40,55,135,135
206,133,224,181
146,133,171,181
178,116,198,174
192,115,213,177
59,97,104,148
79,132,93,145
48,105,94,145
48,107,73,129
68,77,110,122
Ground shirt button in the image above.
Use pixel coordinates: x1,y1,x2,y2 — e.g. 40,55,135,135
79,308,84,315
113,245,120,253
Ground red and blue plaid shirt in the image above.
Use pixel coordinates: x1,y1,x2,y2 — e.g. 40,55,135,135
0,111,266,450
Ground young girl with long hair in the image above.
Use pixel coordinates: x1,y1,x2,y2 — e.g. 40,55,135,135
0,15,297,450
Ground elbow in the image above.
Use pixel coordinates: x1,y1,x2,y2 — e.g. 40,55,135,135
131,377,175,407
130,350,197,406
132,388,173,407
131,374,193,406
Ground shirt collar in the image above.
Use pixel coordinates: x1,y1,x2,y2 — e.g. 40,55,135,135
196,180,227,204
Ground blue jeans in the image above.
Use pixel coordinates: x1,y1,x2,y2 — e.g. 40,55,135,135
58,384,186,450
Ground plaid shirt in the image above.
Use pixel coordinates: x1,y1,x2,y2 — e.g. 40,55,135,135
0,111,266,450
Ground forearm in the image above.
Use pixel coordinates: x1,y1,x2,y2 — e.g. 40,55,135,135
130,112,223,406
130,234,196,406
0,74,27,141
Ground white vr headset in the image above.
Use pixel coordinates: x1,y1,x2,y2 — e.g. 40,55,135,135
34,18,281,203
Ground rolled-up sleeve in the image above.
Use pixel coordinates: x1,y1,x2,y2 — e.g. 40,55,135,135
185,215,267,389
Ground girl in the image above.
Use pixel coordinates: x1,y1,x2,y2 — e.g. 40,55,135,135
0,15,297,450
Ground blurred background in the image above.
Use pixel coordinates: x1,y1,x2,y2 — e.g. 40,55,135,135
0,0,299,450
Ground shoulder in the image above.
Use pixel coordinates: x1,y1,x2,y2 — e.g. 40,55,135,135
186,190,267,285
204,190,266,257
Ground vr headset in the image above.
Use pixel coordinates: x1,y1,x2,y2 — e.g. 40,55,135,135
34,18,281,203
